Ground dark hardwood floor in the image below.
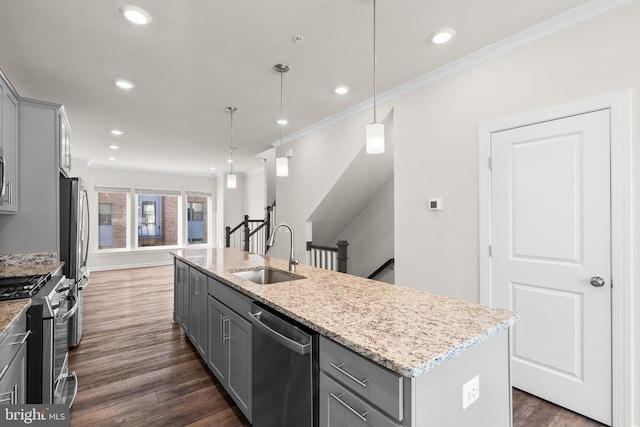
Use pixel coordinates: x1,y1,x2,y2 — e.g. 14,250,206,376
69,266,606,427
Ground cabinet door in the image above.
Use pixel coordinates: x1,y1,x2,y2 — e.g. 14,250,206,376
188,269,207,357
197,280,208,358
0,340,27,405
207,295,228,383
174,261,189,327
227,309,252,422
0,86,18,212
319,372,401,427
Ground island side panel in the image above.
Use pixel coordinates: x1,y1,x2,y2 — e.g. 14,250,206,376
411,330,511,427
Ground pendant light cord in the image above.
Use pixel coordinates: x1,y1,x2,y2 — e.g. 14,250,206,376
373,0,377,124
280,69,284,158
227,107,236,175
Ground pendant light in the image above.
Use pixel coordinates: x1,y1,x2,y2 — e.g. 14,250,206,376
275,63,290,177
226,106,238,189
366,0,384,154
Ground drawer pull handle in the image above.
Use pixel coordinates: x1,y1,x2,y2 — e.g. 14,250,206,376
330,363,368,388
329,392,368,422
8,330,31,346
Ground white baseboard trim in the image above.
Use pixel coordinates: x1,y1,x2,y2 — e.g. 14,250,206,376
88,260,173,273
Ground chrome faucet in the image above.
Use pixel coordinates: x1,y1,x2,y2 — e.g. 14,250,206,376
267,223,299,273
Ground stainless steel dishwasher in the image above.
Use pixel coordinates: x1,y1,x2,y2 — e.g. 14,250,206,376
249,302,318,427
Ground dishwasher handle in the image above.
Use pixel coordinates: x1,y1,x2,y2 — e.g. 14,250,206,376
249,310,311,356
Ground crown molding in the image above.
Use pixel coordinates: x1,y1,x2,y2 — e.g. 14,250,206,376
268,0,632,148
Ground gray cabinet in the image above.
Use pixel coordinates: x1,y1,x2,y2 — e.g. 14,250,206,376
0,72,19,213
173,260,252,423
0,312,28,405
320,372,401,427
188,268,207,358
174,259,189,328
0,99,68,254
319,336,404,427
207,279,252,423
206,296,226,381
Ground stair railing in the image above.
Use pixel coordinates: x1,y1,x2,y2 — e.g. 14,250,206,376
307,240,348,273
368,258,395,280
225,204,275,255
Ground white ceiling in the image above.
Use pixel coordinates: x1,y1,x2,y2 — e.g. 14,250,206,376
0,0,591,176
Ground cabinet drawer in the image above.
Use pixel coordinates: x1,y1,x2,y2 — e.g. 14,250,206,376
208,278,252,321
320,336,403,421
320,372,401,427
0,313,27,366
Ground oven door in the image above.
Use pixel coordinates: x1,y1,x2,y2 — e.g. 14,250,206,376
53,292,79,406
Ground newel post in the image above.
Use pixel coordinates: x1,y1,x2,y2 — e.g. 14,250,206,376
337,240,349,273
243,215,250,252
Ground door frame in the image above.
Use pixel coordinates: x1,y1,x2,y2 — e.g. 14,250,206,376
478,90,632,426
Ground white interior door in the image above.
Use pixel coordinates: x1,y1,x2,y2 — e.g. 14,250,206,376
490,109,611,425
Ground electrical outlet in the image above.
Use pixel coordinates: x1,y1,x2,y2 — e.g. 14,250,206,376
462,375,480,410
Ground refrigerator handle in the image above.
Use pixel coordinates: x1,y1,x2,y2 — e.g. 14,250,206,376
82,189,90,268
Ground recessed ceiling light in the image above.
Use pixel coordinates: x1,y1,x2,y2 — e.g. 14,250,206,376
210,167,216,171
111,129,124,136
115,79,135,90
277,119,288,126
120,5,152,25
108,156,116,161
334,86,350,95
227,159,234,163
431,28,456,45
109,145,120,150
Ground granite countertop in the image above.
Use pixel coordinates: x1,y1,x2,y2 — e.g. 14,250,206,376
0,252,63,340
173,248,518,378
0,251,63,278
0,261,64,278
0,299,31,342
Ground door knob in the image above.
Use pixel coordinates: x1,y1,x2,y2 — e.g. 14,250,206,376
590,276,605,287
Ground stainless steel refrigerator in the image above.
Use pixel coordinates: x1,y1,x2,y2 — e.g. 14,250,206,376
59,174,89,347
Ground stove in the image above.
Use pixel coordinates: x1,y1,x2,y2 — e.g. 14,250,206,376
0,273,51,301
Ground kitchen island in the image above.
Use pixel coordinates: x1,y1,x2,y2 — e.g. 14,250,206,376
172,248,518,427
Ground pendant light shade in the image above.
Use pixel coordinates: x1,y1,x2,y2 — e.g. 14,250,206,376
276,157,289,177
366,122,385,154
366,0,385,154
226,173,237,189
275,64,290,177
226,106,238,189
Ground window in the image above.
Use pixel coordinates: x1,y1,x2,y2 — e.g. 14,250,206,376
136,189,181,247
96,188,129,249
99,203,113,226
186,192,210,244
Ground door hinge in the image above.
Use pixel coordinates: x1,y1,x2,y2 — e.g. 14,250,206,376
488,157,493,170
489,245,492,257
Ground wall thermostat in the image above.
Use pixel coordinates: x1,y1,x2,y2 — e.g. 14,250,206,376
428,198,443,211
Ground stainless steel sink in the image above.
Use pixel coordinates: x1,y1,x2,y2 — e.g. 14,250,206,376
232,267,304,285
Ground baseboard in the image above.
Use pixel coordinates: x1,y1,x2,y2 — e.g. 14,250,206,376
88,260,173,272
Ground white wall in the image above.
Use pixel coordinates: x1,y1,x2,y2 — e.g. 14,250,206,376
86,166,217,270
244,168,266,219
339,178,394,282
269,107,385,263
223,174,245,230
274,3,639,423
